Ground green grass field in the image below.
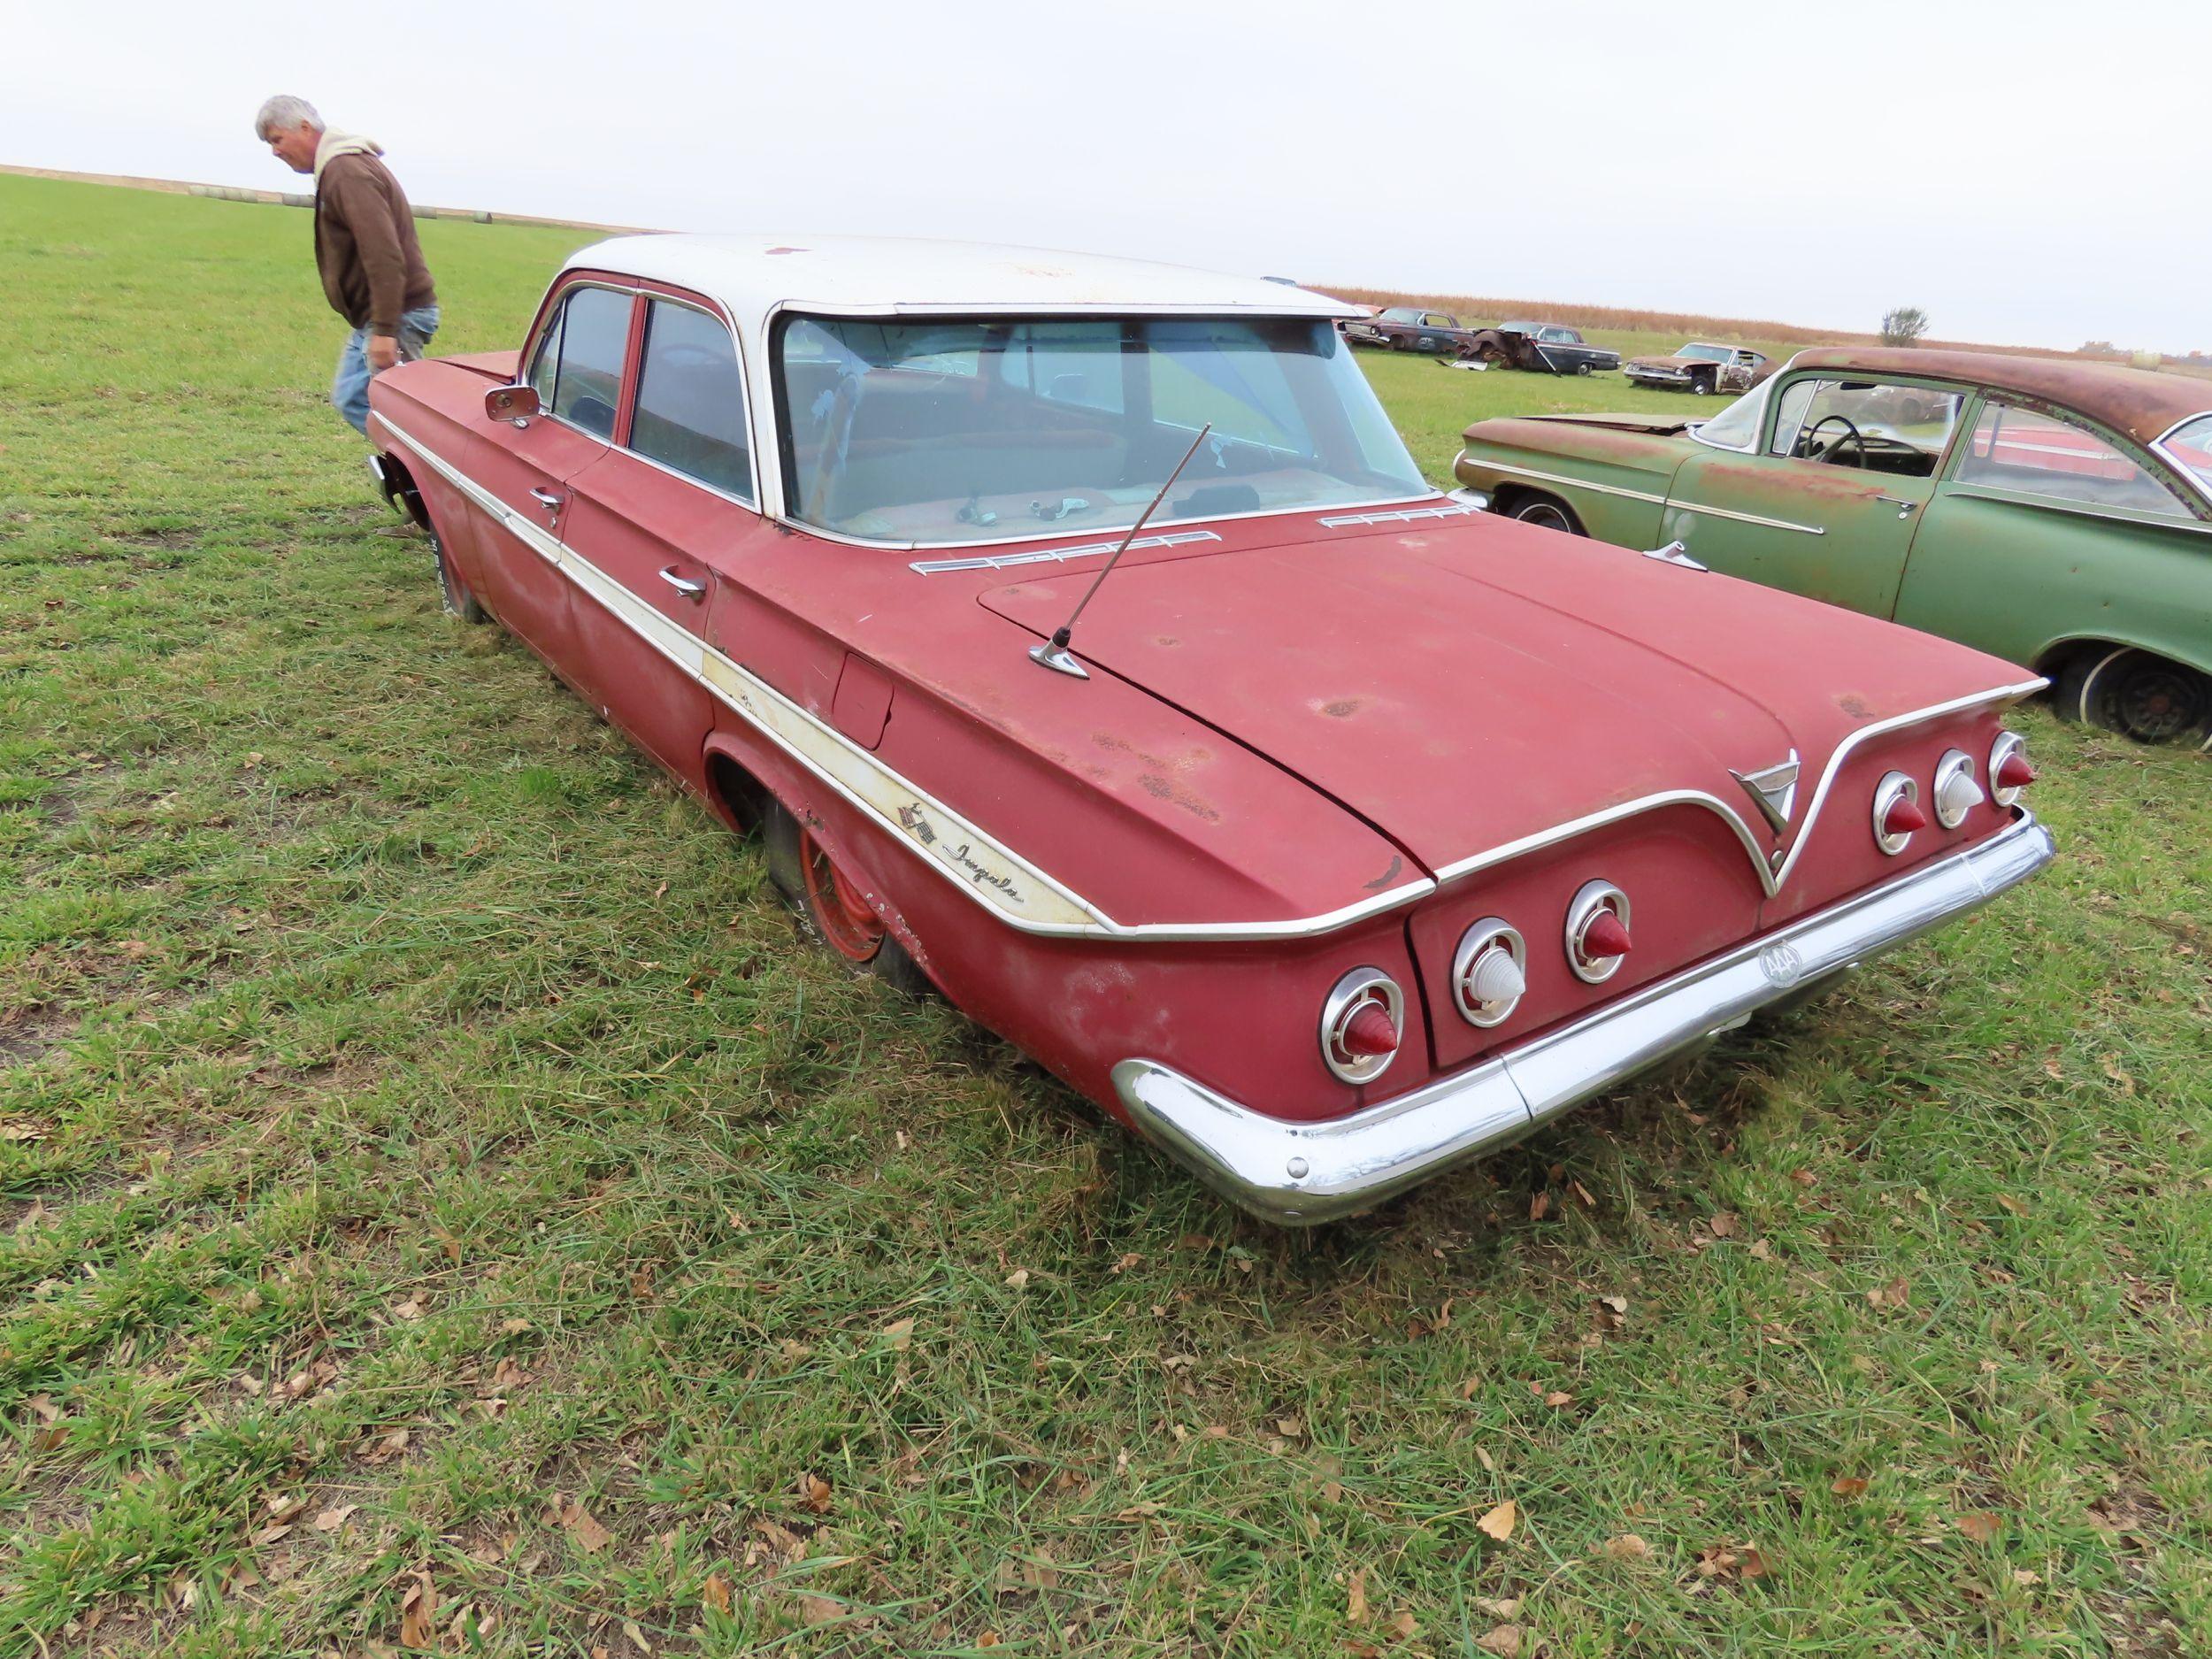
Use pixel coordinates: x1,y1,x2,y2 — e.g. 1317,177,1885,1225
3,174,2208,1658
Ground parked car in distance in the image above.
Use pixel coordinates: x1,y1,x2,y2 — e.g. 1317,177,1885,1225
365,238,2054,1225
1456,321,1621,376
1455,348,2212,743
1342,305,1481,354
1624,341,1775,395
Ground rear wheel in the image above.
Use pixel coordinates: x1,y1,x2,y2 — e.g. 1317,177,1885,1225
2055,647,2212,745
431,530,487,623
761,798,933,992
1509,495,1585,535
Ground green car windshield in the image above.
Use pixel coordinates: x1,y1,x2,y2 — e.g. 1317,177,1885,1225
776,315,1430,545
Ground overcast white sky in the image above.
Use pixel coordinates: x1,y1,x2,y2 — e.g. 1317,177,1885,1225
4,0,2202,351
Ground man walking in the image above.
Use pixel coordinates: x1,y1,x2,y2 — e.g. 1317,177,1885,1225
254,95,439,435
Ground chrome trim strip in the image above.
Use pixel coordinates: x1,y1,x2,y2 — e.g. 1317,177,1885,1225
909,530,1218,575
1426,678,2047,899
1465,459,1670,507
1116,811,2055,1224
795,490,1452,555
2147,411,2212,511
1316,504,1480,527
378,415,1437,942
1670,498,1827,535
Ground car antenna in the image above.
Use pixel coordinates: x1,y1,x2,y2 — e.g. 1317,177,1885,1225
1029,423,1211,680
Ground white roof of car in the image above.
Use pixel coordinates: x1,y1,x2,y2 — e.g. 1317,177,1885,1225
558,234,1360,323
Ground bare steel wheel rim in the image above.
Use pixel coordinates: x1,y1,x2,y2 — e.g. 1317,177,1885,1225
798,828,886,962
2110,659,2207,743
1515,501,1571,532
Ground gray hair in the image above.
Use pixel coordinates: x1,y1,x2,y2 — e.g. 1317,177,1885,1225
253,95,323,140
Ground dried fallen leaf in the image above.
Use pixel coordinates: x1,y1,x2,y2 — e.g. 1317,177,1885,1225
1110,1253,1143,1274
1276,1416,1305,1439
1996,1193,2027,1217
313,1503,359,1532
1475,1596,1520,1618
1528,1191,1549,1221
881,1317,915,1352
1709,1210,1740,1239
1543,1391,1574,1409
1739,1546,1770,1579
702,1571,733,1615
1346,1568,1369,1624
400,1571,438,1647
2011,1568,2041,1586
1477,1625,1524,1657
799,1471,833,1513
1830,1476,1870,1499
796,1594,841,1626
1958,1511,2003,1544
1004,1269,1030,1289
392,1295,426,1322
1477,1500,1518,1542
560,1501,615,1555
1390,1610,1417,1639
1603,1532,1650,1561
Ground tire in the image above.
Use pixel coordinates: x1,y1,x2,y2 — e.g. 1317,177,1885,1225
2055,647,2212,745
1509,495,1585,536
1389,336,1409,351
431,529,487,624
1575,361,1593,376
1689,374,1714,396
760,798,933,993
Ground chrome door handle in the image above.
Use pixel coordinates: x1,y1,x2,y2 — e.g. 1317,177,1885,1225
1875,495,1918,516
528,487,564,517
658,566,707,601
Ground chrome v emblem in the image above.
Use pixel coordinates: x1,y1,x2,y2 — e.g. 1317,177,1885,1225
1730,750,1801,837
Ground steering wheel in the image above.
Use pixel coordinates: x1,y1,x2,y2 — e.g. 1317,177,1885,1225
1801,413,1866,467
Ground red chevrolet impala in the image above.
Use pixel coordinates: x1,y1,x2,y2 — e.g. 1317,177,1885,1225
365,236,2055,1224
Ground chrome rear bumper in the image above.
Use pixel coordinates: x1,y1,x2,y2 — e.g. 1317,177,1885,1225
1114,812,2054,1225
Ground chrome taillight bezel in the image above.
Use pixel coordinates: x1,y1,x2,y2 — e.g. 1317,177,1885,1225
1563,879,1632,985
1320,966,1403,1085
1932,748,1983,829
1452,918,1527,1027
1989,730,2031,808
1871,771,1921,855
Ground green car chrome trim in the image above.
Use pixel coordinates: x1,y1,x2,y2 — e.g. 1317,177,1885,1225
1943,485,2212,537
1471,457,1824,535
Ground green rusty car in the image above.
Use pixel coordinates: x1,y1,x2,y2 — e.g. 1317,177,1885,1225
1455,348,2212,745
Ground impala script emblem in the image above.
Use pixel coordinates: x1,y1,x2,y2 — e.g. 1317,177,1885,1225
1731,750,1802,836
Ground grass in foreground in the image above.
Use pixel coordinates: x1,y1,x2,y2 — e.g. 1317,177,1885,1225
2,174,2208,1657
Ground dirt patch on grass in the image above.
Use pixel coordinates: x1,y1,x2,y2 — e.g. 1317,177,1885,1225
0,1004,73,1071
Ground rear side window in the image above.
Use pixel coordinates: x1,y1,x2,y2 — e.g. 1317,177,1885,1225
548,287,632,439
1956,403,2190,518
631,300,754,500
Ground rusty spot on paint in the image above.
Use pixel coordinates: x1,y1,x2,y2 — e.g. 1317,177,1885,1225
1153,634,1181,648
1322,697,1362,718
1136,773,1222,824
1836,693,1873,718
1362,854,1404,892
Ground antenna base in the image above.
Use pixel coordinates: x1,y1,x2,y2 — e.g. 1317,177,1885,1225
1029,639,1090,679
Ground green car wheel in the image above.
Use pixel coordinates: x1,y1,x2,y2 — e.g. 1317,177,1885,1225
2055,647,2211,745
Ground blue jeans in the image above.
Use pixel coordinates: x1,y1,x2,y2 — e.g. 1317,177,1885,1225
334,303,440,434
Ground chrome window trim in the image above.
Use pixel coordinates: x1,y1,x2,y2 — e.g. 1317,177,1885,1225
522,276,766,512
2148,411,2212,511
628,292,764,508
909,530,1220,575
383,415,2045,933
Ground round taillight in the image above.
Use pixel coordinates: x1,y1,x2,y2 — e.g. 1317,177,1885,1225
1872,771,1924,854
1320,968,1403,1085
1989,731,2034,806
1564,880,1632,985
1932,749,1984,829
1452,919,1527,1027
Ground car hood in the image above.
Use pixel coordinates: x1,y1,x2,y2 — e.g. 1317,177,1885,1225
978,517,2022,877
1626,353,1704,371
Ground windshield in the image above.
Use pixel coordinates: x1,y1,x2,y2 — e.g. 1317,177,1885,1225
1678,343,1732,363
2162,413,2212,493
776,315,1430,545
1688,380,1771,450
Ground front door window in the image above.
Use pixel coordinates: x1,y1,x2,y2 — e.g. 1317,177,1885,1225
1769,379,1962,478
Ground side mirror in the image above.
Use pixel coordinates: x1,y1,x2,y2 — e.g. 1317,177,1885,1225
485,383,541,426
